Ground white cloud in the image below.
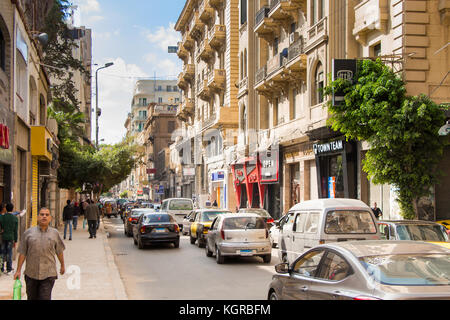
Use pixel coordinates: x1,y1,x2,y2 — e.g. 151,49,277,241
94,57,150,144
145,23,180,52
73,0,103,27
78,0,101,14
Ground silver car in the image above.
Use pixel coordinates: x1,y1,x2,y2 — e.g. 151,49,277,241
268,240,450,300
205,213,272,264
181,211,195,236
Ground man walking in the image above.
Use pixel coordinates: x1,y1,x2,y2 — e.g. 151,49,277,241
0,203,18,274
0,203,6,272
85,200,100,238
62,200,74,240
14,208,65,300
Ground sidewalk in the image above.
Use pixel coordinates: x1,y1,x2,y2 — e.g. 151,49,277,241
0,218,128,300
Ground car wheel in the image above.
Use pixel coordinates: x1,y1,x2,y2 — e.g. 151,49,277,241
263,254,271,263
215,247,225,264
173,240,180,248
205,243,213,257
269,290,279,300
190,234,196,245
138,237,144,249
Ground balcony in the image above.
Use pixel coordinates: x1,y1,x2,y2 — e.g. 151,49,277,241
208,24,226,50
177,73,188,90
254,6,278,40
207,69,226,91
202,106,239,131
208,0,224,10
183,63,195,81
268,0,304,22
177,42,188,60
353,0,389,45
197,79,212,101
238,77,248,97
197,40,214,62
255,65,267,89
199,0,214,23
284,38,307,80
306,17,328,49
189,12,204,39
182,32,194,50
266,52,286,79
177,98,194,121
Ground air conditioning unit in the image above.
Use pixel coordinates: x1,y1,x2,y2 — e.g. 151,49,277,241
289,32,299,44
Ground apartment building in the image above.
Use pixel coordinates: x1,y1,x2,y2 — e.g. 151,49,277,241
175,0,240,209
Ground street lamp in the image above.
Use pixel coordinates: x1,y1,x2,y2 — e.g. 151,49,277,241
95,62,114,149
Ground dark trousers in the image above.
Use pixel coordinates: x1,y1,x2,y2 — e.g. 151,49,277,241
25,275,56,300
88,220,97,237
1,240,13,272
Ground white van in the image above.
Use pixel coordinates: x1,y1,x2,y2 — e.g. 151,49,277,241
278,198,381,264
160,198,194,231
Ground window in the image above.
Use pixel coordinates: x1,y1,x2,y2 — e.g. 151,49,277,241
304,213,320,233
167,85,172,92
240,0,247,25
319,0,325,20
273,38,279,56
157,85,162,91
175,98,180,103
168,121,175,133
395,224,448,242
143,214,174,223
0,29,5,71
292,250,326,277
312,62,324,105
325,210,377,234
294,212,307,232
168,199,193,210
173,86,178,92
311,0,317,25
373,43,382,57
158,97,163,103
317,252,352,281
273,98,279,127
223,217,266,230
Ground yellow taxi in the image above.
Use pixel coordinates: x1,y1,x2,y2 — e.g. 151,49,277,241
437,220,450,232
189,209,231,248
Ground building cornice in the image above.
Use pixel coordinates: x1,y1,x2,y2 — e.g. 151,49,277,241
175,0,196,32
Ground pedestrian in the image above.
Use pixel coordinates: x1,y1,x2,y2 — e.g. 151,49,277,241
14,207,65,300
73,202,81,230
62,200,74,240
212,200,218,207
0,203,18,274
85,200,100,238
372,202,383,220
0,203,6,272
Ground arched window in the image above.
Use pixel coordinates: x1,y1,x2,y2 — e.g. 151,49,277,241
312,62,324,105
0,27,5,71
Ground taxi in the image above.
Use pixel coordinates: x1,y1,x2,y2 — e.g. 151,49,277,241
437,220,450,235
189,209,231,248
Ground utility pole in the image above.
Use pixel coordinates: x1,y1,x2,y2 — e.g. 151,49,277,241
95,62,114,149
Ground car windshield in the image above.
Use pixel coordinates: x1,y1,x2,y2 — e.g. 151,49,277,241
201,211,228,222
223,217,266,230
240,209,271,218
143,214,173,223
325,210,377,234
360,254,450,286
169,200,193,210
395,224,448,242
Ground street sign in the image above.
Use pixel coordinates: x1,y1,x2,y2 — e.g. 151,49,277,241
168,46,178,53
332,59,357,106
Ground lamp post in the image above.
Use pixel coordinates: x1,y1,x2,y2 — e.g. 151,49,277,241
95,62,114,149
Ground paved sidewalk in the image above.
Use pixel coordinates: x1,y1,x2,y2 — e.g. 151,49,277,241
0,218,128,300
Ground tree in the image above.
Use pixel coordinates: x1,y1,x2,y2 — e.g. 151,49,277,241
120,191,129,198
323,59,448,219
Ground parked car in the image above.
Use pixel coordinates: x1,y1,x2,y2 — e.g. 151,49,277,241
238,208,275,228
268,240,450,300
205,213,272,264
278,199,380,264
269,213,290,248
141,202,154,209
132,212,180,249
123,203,140,222
160,198,194,231
377,220,450,249
103,200,118,218
182,211,195,236
190,209,231,247
124,208,155,237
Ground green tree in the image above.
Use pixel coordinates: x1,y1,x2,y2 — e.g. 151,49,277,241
120,191,129,198
323,59,448,219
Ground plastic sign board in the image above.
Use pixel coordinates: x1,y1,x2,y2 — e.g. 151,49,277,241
332,59,357,106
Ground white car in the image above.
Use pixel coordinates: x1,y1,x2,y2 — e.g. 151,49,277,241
269,225,280,248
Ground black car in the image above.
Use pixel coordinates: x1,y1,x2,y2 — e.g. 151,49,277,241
132,212,180,249
124,208,154,237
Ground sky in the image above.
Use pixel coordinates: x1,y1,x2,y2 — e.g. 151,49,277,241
71,0,186,144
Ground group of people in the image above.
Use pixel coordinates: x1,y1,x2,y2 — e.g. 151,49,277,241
62,199,102,239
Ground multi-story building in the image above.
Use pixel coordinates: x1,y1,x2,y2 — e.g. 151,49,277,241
175,0,240,209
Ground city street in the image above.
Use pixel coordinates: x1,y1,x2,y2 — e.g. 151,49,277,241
103,217,280,300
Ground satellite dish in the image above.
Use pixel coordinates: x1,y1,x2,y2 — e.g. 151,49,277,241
438,121,450,136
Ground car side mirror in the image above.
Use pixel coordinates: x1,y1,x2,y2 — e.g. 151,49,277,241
189,218,195,222
274,263,290,274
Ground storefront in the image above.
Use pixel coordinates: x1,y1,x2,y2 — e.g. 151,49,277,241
313,138,357,199
210,170,226,208
0,111,14,205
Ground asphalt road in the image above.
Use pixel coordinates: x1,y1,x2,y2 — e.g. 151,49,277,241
103,217,281,300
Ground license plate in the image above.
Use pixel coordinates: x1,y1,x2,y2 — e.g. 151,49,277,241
239,249,254,256
155,228,166,233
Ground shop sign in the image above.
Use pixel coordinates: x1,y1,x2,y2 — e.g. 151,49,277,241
260,145,279,184
332,59,357,106
147,168,156,174
313,140,344,155
183,167,195,176
235,167,245,184
156,185,164,194
212,171,225,181
0,124,10,149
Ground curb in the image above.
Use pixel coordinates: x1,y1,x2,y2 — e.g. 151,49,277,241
99,220,128,300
